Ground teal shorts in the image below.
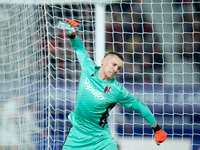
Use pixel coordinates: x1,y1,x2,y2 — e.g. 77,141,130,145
62,125,118,150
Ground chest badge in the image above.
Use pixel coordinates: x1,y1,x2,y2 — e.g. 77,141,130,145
104,85,111,94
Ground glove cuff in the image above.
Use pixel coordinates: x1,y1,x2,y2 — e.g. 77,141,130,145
152,123,161,133
68,34,76,39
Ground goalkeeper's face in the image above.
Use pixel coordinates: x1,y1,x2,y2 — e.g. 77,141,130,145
100,54,123,81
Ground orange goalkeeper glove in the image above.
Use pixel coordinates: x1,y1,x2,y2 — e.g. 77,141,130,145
152,123,167,145
65,19,80,38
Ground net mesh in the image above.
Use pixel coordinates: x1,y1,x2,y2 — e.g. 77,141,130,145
0,1,199,150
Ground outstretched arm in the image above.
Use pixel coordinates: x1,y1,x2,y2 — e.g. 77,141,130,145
130,98,167,145
118,87,167,145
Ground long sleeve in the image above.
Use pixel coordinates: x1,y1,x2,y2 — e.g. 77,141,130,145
69,36,91,68
117,84,157,127
130,98,157,127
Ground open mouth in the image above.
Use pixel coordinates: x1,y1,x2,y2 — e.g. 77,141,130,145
109,72,115,77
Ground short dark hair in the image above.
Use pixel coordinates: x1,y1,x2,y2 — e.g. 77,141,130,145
104,52,124,61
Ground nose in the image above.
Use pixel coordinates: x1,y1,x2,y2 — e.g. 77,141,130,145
113,66,118,72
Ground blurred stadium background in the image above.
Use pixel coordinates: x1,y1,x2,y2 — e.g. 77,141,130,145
0,0,199,150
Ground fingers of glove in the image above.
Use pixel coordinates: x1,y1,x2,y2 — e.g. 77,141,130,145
65,19,73,23
65,19,80,27
71,22,80,27
155,129,167,143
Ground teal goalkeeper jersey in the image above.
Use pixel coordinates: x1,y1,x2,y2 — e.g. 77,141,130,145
68,36,156,136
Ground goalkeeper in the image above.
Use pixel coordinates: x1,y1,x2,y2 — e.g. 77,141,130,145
62,19,167,150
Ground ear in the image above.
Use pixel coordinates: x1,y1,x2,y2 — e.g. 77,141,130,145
101,57,106,65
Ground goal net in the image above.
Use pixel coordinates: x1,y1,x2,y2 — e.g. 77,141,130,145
0,0,199,150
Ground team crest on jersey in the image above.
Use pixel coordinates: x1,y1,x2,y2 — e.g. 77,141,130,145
104,85,111,94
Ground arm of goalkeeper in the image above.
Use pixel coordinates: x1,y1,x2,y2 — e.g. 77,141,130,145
65,19,80,39
152,123,167,145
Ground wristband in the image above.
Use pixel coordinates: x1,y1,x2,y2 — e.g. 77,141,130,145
68,34,76,39
152,123,161,133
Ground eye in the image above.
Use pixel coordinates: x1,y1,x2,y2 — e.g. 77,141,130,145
118,67,122,70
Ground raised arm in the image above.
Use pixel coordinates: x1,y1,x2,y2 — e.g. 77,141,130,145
64,19,92,68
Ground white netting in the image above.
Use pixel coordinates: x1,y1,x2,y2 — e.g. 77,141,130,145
0,3,48,150
0,0,199,150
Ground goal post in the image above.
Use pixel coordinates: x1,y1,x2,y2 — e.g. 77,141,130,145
0,0,200,150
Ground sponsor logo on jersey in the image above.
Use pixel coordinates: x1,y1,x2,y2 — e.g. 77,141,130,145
84,78,105,100
104,85,111,94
